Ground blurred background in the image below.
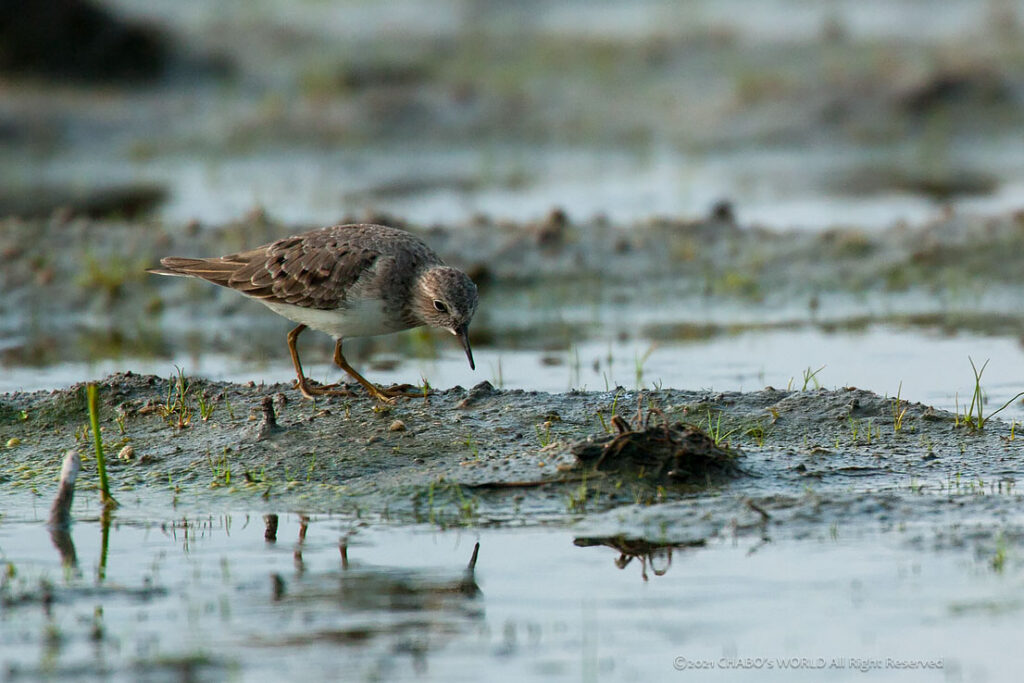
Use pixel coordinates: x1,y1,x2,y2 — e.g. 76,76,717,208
2,0,1024,415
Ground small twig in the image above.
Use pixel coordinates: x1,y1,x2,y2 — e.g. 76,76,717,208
48,450,81,528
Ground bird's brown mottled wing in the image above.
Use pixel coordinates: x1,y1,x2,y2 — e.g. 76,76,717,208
152,224,437,310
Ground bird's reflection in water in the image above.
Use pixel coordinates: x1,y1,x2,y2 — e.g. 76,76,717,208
574,535,706,581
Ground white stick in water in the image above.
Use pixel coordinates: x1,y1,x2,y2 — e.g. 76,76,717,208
48,450,81,528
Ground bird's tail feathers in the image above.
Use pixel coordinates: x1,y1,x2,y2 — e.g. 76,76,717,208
147,257,240,286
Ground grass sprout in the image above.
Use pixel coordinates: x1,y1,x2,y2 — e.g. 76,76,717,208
891,381,908,433
86,384,118,509
955,357,1024,431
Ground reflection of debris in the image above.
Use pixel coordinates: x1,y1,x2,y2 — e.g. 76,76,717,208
271,573,286,601
574,535,705,581
572,409,742,484
261,539,483,651
264,514,279,542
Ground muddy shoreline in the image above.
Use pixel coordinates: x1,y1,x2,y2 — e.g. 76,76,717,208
2,372,1020,549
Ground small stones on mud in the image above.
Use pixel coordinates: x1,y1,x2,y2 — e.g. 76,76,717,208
366,435,383,445
389,419,407,432
118,444,134,461
5,437,20,448
572,410,742,484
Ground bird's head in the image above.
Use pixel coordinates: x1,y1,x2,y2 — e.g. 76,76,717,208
414,266,478,370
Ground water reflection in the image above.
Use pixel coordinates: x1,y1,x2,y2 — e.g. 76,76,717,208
0,510,1018,679
574,535,706,581
34,511,489,678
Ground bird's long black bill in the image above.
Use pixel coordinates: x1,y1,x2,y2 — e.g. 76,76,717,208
456,325,475,370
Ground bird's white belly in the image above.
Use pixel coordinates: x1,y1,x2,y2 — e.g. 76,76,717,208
262,299,401,339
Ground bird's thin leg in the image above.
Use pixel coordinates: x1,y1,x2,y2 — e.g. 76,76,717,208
287,325,353,400
332,340,428,401
333,340,396,403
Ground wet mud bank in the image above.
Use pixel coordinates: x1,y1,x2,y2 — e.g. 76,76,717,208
2,373,1021,546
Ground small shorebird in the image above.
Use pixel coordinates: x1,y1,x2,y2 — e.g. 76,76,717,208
148,223,478,402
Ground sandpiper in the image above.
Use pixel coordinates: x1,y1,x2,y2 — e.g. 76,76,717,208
148,223,478,402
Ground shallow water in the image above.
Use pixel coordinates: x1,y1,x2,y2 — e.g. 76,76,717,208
16,138,1024,232
1,501,1020,682
4,324,1023,422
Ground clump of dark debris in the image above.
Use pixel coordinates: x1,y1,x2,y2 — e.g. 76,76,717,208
571,410,743,484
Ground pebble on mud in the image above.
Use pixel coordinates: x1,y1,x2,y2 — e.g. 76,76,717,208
118,444,134,461
5,437,21,448
389,419,407,432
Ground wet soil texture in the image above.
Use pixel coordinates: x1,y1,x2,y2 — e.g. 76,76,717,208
2,372,1021,547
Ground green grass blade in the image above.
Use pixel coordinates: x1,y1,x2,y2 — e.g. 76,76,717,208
87,383,119,509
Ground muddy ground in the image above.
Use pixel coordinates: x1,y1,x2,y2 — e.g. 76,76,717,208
2,371,1021,551
2,207,1024,373
3,207,1023,547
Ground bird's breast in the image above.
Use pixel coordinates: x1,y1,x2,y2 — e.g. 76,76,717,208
262,299,410,339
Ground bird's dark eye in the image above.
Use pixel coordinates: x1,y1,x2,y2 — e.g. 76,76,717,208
433,300,448,313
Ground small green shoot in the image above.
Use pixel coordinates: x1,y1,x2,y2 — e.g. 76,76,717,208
567,475,589,513
535,421,552,447
702,409,739,447
159,367,193,429
306,452,317,481
801,365,825,391
197,391,215,421
611,390,622,417
992,533,1007,573
86,384,118,510
891,382,908,434
464,434,479,459
453,484,478,522
956,357,1024,431
208,448,232,487
743,421,768,447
